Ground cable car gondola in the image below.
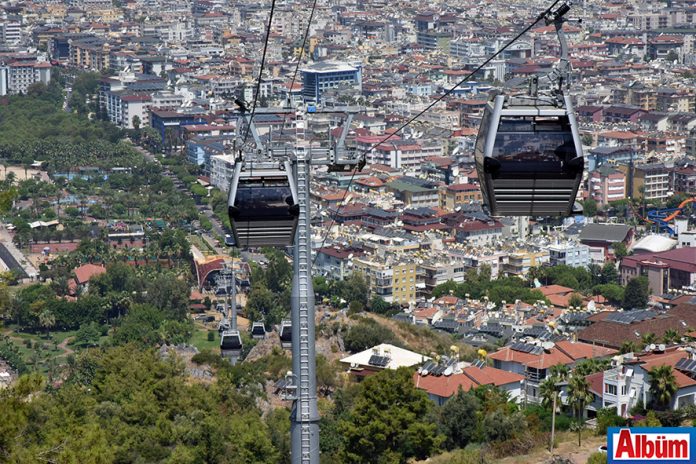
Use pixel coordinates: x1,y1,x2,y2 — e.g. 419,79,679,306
228,162,299,248
279,319,292,349
218,318,230,333
220,329,243,357
474,2,583,217
251,321,267,339
475,94,583,216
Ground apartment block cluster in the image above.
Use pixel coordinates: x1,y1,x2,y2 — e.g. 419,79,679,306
344,293,696,419
6,0,696,422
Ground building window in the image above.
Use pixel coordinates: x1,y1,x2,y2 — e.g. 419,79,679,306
605,384,617,395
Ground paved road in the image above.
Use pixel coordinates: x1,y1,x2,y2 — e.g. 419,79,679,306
130,142,229,254
0,243,27,278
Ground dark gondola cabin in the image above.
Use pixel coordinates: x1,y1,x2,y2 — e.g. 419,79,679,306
475,94,583,217
228,164,299,248
251,321,266,339
220,330,242,351
279,320,292,349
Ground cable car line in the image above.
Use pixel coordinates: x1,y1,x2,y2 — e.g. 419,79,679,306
240,0,278,148
236,0,278,248
279,0,319,140
311,0,568,265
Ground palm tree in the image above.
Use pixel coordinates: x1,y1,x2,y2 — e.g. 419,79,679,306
642,332,657,348
540,377,558,409
567,374,593,446
574,359,598,377
662,329,679,345
648,365,678,410
620,341,637,354
38,309,56,338
548,363,567,379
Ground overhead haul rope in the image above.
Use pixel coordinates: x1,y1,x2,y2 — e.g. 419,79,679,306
312,0,568,266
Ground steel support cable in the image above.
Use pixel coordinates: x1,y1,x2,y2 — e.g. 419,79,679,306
241,0,278,147
240,0,277,248
279,0,319,140
311,0,565,266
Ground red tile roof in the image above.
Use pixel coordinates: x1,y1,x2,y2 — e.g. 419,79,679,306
578,304,696,348
414,366,523,398
638,349,696,388
586,372,604,396
491,341,616,370
73,263,106,285
555,340,617,360
539,285,575,296
414,307,440,320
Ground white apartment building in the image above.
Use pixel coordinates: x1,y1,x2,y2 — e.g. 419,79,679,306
0,61,51,95
548,242,592,268
209,154,236,193
1,18,21,44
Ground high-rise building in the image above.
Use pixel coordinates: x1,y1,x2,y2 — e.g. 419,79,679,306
300,61,361,102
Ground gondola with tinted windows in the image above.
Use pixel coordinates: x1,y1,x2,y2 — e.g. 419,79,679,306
279,319,292,349
228,161,299,248
475,3,583,217
220,329,242,358
251,321,266,339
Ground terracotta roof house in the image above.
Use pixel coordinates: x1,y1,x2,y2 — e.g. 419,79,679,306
490,340,616,404
73,263,106,285
577,304,696,349
414,364,524,405
600,347,696,417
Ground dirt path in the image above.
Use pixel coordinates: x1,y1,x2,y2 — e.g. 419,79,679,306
57,337,75,356
497,433,604,464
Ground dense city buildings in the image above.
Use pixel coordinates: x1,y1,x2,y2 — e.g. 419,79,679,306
1,0,696,461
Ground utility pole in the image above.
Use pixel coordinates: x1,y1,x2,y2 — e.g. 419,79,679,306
549,390,557,453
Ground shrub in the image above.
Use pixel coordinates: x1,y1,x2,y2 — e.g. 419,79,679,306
634,410,661,427
343,320,398,352
523,405,572,432
596,407,627,435
656,410,683,427
444,446,491,464
191,349,227,369
489,431,547,459
680,404,696,419
207,331,215,342
587,452,607,464
629,399,646,416
347,300,363,316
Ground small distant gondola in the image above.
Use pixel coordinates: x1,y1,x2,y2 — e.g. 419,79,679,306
251,321,267,339
279,320,292,349
228,162,299,248
220,329,242,352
